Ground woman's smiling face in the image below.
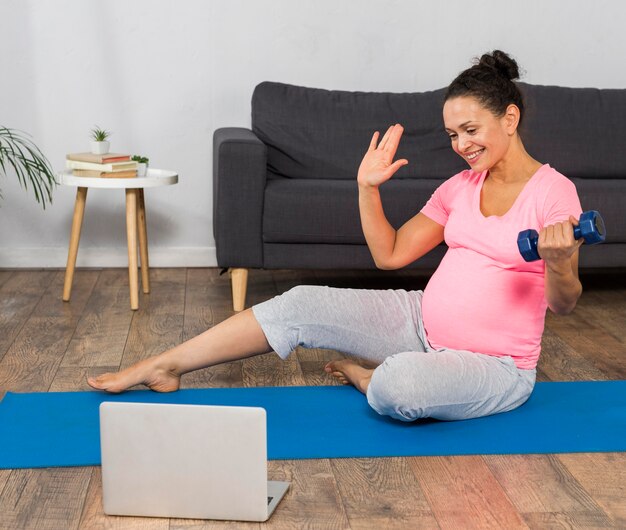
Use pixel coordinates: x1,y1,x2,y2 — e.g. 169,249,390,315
443,96,517,172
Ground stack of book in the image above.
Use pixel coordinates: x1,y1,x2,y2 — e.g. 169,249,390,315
66,153,138,178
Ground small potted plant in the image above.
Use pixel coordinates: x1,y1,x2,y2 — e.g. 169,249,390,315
132,155,149,177
90,126,111,155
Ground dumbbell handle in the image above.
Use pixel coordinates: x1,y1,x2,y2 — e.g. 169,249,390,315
518,210,606,262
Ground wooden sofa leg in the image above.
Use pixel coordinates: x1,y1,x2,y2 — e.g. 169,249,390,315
230,268,249,312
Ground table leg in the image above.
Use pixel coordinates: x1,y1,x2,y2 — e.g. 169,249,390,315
63,187,88,302
137,189,150,294
126,189,139,310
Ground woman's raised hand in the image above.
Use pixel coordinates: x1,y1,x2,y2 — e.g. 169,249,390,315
357,124,409,189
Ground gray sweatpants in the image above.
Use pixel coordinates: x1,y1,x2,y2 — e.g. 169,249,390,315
252,285,536,422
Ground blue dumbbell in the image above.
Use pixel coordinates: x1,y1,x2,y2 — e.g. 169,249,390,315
517,210,606,262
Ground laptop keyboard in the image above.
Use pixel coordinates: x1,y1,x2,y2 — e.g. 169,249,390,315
267,496,274,505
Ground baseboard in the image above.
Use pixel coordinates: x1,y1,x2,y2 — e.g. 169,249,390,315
0,247,217,268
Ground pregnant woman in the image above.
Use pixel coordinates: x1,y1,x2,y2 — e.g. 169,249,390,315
89,50,583,422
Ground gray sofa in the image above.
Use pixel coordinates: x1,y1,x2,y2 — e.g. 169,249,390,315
214,81,626,310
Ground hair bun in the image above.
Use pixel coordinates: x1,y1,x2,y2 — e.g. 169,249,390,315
477,50,520,81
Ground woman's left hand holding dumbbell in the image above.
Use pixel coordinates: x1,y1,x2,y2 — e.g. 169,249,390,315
538,216,584,268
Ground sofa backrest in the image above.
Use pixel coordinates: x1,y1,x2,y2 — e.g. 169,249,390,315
519,83,626,179
251,81,465,180
252,81,626,181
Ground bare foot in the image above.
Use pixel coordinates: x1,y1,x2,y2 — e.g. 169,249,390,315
87,356,181,394
324,359,374,394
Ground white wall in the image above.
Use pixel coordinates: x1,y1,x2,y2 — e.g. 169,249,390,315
1,0,625,267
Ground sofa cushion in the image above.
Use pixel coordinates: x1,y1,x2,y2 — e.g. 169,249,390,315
262,176,626,246
520,83,626,179
252,81,466,181
263,178,443,244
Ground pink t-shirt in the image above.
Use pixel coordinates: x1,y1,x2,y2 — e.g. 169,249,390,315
420,164,582,370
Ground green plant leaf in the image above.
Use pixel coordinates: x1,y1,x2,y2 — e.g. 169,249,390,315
0,127,57,209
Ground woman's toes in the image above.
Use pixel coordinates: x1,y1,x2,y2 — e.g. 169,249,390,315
87,376,104,389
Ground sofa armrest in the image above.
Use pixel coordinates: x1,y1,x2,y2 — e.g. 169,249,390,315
213,127,267,268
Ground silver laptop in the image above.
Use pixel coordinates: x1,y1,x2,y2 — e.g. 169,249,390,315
99,402,290,522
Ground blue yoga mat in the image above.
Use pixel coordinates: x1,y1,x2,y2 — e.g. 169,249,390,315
1,382,625,469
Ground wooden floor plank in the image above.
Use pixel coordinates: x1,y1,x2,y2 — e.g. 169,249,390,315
261,459,350,530
182,268,226,340
0,270,14,289
537,327,610,381
0,467,92,530
409,455,528,529
558,452,626,527
0,270,98,392
545,304,626,379
336,457,438,529
0,316,77,392
34,269,100,319
0,270,56,362
0,469,11,496
181,360,244,391
573,288,626,346
484,454,614,527
242,351,305,388
60,276,134,370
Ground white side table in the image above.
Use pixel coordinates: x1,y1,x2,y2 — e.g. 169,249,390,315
58,169,179,310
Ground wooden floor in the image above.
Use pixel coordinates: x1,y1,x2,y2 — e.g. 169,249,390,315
0,267,624,529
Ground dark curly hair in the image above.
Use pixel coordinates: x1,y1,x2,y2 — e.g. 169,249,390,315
444,50,525,126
